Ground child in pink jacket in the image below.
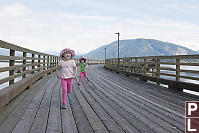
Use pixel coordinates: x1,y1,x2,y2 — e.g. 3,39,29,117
56,48,77,109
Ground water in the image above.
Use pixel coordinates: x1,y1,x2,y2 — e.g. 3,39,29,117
159,64,199,84
1,62,199,96
0,62,9,90
157,64,199,96
0,62,23,90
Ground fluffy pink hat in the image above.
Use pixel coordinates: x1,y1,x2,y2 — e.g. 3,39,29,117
60,48,75,57
79,57,86,61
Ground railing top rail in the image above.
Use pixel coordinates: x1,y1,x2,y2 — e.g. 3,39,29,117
105,54,199,92
107,54,199,60
0,40,58,57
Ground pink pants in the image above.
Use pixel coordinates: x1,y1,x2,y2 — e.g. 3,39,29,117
61,78,73,104
79,72,88,83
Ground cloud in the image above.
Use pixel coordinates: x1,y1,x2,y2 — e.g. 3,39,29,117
0,1,199,56
0,3,31,17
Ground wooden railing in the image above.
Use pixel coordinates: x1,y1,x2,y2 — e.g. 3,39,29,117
105,55,199,92
0,40,60,86
0,40,104,112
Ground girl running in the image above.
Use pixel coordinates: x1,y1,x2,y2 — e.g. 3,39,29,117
56,48,77,109
78,57,89,85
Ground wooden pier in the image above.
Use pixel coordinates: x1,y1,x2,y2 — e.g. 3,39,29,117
1,40,199,133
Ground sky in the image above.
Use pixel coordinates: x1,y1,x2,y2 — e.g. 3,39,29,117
0,0,199,54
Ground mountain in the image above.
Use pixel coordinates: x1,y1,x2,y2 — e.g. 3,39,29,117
85,38,198,59
1,39,198,59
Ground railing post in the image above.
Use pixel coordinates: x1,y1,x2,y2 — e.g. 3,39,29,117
176,58,180,81
9,49,15,85
50,56,52,68
135,58,138,73
123,58,125,71
22,52,26,78
144,58,147,75
48,56,50,69
56,57,58,66
54,56,56,67
43,55,46,70
32,54,35,74
118,58,120,70
112,59,116,68
77,59,79,65
128,58,132,72
52,56,54,67
38,55,41,72
156,58,160,85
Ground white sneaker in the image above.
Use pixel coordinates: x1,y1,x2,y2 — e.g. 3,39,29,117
62,104,67,109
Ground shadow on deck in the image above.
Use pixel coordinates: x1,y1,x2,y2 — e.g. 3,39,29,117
0,65,199,133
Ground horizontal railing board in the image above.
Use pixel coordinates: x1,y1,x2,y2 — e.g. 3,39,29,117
0,40,53,56
105,54,199,92
0,55,60,61
180,69,199,74
105,66,199,92
0,68,56,113
180,75,199,81
0,66,48,84
0,62,51,73
108,54,199,59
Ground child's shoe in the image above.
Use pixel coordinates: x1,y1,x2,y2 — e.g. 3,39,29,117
87,78,89,82
62,104,67,109
78,83,81,85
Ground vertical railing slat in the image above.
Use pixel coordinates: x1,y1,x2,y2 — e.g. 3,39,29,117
38,55,41,72
9,49,15,85
32,54,35,74
135,58,138,73
156,58,160,85
176,58,180,81
22,52,26,78
43,55,46,70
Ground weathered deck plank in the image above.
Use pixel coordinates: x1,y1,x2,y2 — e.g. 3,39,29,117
60,81,78,133
0,74,52,133
1,65,199,133
29,77,57,133
46,80,62,133
91,67,185,113
89,74,182,133
93,68,185,123
73,79,109,133
99,66,199,101
81,79,138,133
69,83,94,133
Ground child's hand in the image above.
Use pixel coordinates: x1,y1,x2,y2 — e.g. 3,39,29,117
57,75,60,79
72,75,76,79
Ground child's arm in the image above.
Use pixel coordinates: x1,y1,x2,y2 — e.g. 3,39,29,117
73,60,77,78
73,66,77,79
56,66,61,79
85,63,88,68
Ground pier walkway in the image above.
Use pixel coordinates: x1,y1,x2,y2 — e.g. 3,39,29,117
1,65,198,133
